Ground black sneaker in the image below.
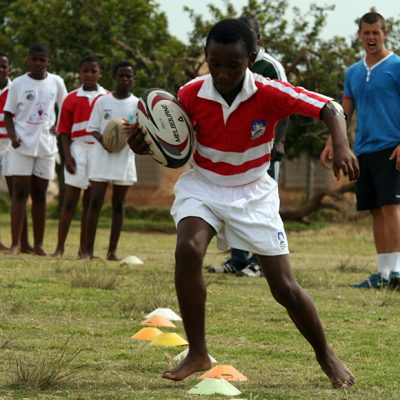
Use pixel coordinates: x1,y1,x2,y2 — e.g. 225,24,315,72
208,258,238,273
388,271,400,290
235,262,264,277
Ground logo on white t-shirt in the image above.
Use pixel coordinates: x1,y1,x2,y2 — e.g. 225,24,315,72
103,109,112,120
25,90,34,101
27,102,48,124
251,119,266,139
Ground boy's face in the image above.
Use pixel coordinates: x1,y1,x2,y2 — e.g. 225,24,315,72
205,39,253,97
80,61,102,89
359,21,388,56
27,51,50,79
115,66,134,90
0,56,10,83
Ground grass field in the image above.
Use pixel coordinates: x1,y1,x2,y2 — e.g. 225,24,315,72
0,212,399,399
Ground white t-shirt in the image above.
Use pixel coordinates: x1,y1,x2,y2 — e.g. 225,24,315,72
87,93,138,183
4,72,67,156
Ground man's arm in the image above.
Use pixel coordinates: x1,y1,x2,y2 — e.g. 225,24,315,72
320,100,358,181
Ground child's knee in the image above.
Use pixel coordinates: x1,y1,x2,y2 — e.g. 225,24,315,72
175,237,204,268
13,187,29,201
270,280,302,309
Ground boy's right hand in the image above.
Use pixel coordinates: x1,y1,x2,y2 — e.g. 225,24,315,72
65,155,77,174
11,137,22,148
125,121,152,155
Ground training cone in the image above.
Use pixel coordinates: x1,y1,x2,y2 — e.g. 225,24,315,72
119,255,144,265
174,348,217,363
142,315,176,328
131,327,163,341
200,365,248,382
145,307,182,321
150,332,188,347
188,378,241,396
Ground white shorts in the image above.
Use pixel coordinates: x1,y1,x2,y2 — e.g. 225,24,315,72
89,178,133,186
64,141,93,189
171,169,289,256
0,139,11,177
7,149,55,180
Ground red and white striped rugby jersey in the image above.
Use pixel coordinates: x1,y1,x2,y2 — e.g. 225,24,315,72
57,85,108,143
178,69,331,186
0,79,11,139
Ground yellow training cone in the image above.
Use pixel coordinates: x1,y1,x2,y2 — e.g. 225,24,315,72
131,327,163,341
150,332,188,347
142,315,176,328
200,365,248,382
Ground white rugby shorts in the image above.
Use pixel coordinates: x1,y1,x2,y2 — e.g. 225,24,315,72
0,139,11,177
171,169,289,256
89,178,133,186
8,148,55,180
64,141,93,189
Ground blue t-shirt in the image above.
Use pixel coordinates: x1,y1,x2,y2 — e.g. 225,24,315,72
344,52,400,156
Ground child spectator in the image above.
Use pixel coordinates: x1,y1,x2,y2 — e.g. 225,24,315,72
4,43,67,255
83,61,137,260
53,55,108,257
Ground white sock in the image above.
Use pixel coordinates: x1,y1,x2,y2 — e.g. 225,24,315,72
377,253,391,279
389,252,400,273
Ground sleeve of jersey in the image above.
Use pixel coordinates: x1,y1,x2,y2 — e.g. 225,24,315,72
261,80,331,120
57,96,73,135
177,85,195,126
3,82,18,114
343,70,353,100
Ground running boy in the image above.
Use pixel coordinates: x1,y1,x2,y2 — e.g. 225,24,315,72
82,61,137,260
4,43,67,255
53,55,108,258
129,19,358,388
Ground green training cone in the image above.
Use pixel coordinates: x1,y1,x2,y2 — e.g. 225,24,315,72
188,378,241,396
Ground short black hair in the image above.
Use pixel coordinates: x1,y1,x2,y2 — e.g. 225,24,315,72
238,15,260,36
359,12,386,31
79,54,102,68
0,53,10,64
113,61,135,77
206,18,256,55
28,43,50,55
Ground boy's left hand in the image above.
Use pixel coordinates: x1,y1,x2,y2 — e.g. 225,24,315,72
125,121,152,155
332,145,359,181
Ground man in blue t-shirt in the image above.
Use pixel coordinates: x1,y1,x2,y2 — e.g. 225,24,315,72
320,12,400,289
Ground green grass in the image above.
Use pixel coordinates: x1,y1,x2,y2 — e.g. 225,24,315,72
0,213,399,399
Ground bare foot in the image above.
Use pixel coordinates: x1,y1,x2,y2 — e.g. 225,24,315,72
106,251,121,261
162,352,212,381
20,244,35,254
32,246,48,256
6,245,20,255
317,348,355,389
52,249,64,258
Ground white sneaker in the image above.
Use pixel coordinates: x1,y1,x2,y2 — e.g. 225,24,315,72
235,262,264,277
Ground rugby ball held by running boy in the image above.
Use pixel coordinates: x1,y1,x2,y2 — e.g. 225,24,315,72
137,88,193,168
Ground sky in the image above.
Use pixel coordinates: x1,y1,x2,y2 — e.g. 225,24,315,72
157,0,400,43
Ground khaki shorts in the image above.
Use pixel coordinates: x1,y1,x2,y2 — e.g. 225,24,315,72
171,169,289,256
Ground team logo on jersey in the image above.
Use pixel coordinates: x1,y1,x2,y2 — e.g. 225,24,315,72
251,119,266,139
277,231,287,250
27,102,48,124
25,91,34,101
103,109,112,120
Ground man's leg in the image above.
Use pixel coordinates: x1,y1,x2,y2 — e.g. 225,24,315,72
9,175,31,255
53,185,81,257
30,175,49,256
107,184,129,261
259,254,355,389
162,217,215,381
82,181,107,259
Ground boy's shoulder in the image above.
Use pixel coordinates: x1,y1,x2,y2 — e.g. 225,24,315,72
180,75,208,94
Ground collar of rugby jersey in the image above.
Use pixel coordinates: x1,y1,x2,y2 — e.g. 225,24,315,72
77,84,108,98
197,68,257,124
0,78,11,96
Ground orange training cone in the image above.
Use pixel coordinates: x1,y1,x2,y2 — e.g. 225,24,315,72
199,364,248,382
131,327,163,341
142,315,176,328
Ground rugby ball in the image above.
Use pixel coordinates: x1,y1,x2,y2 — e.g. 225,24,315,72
137,88,193,168
102,118,127,153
